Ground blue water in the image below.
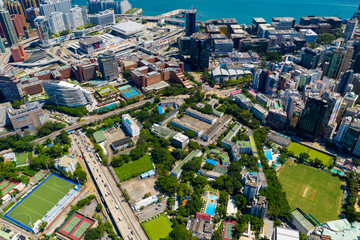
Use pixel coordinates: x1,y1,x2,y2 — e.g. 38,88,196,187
72,0,358,24
205,202,216,215
208,194,218,200
158,105,164,114
206,159,218,167
265,150,272,161
98,102,118,112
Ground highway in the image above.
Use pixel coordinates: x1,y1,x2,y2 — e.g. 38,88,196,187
72,132,147,240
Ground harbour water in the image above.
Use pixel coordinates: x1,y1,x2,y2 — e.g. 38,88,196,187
73,0,359,24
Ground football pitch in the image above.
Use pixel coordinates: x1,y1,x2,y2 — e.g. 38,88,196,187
5,174,75,230
288,142,334,167
278,160,344,223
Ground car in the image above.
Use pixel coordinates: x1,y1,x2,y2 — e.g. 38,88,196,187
115,205,119,209
128,226,131,229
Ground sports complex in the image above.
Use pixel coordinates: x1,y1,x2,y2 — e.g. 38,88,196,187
57,212,95,240
4,174,79,233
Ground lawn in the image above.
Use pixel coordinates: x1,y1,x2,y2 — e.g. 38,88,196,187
278,160,344,223
16,152,28,165
142,214,172,240
5,174,75,229
113,155,153,181
97,85,117,96
288,142,334,167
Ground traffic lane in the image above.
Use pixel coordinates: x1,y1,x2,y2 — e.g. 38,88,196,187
75,135,140,239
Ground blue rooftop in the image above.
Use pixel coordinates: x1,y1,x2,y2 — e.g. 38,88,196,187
206,159,217,167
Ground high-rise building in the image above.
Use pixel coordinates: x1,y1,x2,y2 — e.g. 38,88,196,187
40,0,71,18
297,97,328,140
10,14,26,37
0,37,5,53
75,63,97,82
98,50,118,80
300,48,321,69
337,70,354,96
189,32,211,71
48,11,70,33
344,18,358,41
42,80,94,107
355,4,360,20
69,6,88,28
10,43,28,62
185,9,197,36
8,101,49,133
89,9,114,26
25,7,39,27
0,74,24,101
0,10,19,45
87,0,131,14
34,16,51,46
326,47,352,80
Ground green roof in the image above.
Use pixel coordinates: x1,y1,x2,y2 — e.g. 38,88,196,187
220,152,230,163
291,208,316,232
172,150,202,176
238,141,251,148
224,122,241,141
93,130,106,143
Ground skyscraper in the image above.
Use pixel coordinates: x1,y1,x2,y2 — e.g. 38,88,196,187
40,0,71,18
337,70,354,96
69,6,88,28
10,43,28,62
87,0,131,14
185,9,197,36
0,73,24,101
0,37,5,53
326,47,353,80
354,4,360,20
34,15,51,46
344,18,358,41
0,10,18,45
98,50,118,80
189,32,211,71
299,48,320,69
48,12,70,33
297,97,328,140
10,14,26,37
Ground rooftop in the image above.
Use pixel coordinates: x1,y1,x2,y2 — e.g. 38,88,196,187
111,21,146,36
291,208,316,232
172,150,202,175
93,130,106,143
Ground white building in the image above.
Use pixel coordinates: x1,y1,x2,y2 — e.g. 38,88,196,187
89,9,114,26
132,195,158,211
40,0,71,18
272,227,299,240
48,11,70,33
69,6,88,28
172,132,189,149
299,29,318,43
54,155,78,173
42,80,94,108
110,21,147,36
122,114,140,137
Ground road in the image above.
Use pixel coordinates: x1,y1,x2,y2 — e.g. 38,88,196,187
72,132,148,240
0,219,38,239
34,99,154,144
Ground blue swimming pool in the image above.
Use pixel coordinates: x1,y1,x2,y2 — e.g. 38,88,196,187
123,92,132,98
265,150,272,161
208,194,218,200
205,202,216,216
98,102,118,113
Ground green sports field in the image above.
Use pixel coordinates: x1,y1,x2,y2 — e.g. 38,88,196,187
6,175,75,228
113,155,153,181
278,160,344,223
16,152,28,165
288,142,334,167
142,214,172,240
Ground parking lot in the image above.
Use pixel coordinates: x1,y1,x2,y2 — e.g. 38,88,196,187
122,176,159,204
136,197,168,222
103,126,128,160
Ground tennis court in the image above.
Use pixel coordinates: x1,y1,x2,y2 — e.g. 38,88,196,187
5,174,76,231
58,212,94,240
223,220,236,240
121,88,141,100
0,180,10,189
2,183,16,195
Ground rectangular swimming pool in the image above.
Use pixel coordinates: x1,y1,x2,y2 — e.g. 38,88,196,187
265,150,272,161
208,194,218,200
205,202,216,216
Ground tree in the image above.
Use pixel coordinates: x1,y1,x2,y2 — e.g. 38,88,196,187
203,163,215,171
156,175,178,195
39,222,47,231
151,148,173,165
184,130,196,139
122,69,131,79
300,233,308,240
299,152,310,163
84,228,102,240
169,224,192,240
234,193,247,211
96,203,103,212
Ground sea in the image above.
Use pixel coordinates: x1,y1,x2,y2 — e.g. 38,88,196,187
72,0,359,25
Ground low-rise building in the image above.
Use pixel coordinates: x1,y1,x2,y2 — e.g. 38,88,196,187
202,115,231,141
290,208,317,236
172,133,189,149
132,195,158,211
235,94,253,110
256,93,272,107
171,150,202,179
272,227,299,240
170,118,203,137
54,155,78,173
186,108,217,125
110,137,132,151
251,104,269,124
